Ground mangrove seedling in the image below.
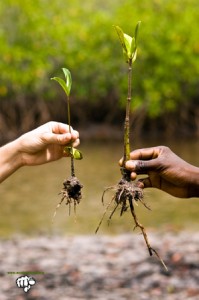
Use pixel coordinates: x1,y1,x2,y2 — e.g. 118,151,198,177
51,68,83,220
96,22,167,270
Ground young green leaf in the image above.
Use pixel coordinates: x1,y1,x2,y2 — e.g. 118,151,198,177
51,77,70,96
71,148,83,160
123,33,133,58
132,49,137,63
62,68,72,96
113,25,127,53
51,68,72,97
130,37,136,58
134,21,141,47
114,22,141,63
64,146,83,160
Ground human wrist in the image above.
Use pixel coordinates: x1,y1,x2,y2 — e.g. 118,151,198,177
8,139,24,168
0,139,24,182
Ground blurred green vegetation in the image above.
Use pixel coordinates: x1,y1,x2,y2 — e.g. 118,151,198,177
0,0,199,137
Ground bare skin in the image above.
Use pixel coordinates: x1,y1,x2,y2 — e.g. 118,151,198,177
0,121,79,183
120,146,199,198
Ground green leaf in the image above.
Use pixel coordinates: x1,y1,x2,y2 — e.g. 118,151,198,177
64,146,83,160
134,21,141,47
51,77,70,96
114,23,140,63
122,50,129,63
72,148,83,160
63,146,71,156
130,37,136,57
132,48,137,63
62,68,72,96
113,25,127,53
124,33,133,57
51,68,72,97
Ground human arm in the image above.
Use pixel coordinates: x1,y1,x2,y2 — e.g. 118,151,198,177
120,146,199,198
0,121,79,183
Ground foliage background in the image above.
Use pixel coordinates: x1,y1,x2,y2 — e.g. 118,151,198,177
0,0,199,140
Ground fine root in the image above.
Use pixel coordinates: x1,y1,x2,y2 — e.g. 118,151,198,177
96,178,168,271
52,176,83,222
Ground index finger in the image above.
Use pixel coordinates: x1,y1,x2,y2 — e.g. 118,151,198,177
50,122,79,139
130,147,161,160
51,122,71,134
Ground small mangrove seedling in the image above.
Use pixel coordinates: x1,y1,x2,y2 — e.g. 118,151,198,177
51,68,83,221
96,22,167,270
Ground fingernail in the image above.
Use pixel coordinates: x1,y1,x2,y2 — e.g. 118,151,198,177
119,159,123,166
125,161,136,170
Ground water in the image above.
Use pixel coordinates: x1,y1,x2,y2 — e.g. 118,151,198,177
0,139,198,237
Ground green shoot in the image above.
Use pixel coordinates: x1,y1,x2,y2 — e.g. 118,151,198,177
114,22,141,175
51,68,82,162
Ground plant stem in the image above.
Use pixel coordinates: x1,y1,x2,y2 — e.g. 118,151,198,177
122,60,132,179
67,95,75,177
67,95,71,134
71,157,75,177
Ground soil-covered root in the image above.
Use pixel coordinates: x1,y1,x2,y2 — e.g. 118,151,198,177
113,178,147,211
96,178,167,271
95,179,145,233
52,176,83,221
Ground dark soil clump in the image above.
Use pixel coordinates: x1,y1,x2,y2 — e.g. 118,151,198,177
53,176,83,220
114,178,145,213
60,176,83,204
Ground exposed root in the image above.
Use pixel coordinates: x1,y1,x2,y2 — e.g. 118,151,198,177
96,178,168,271
52,176,83,222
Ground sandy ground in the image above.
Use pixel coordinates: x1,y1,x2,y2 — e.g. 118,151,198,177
0,232,199,300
